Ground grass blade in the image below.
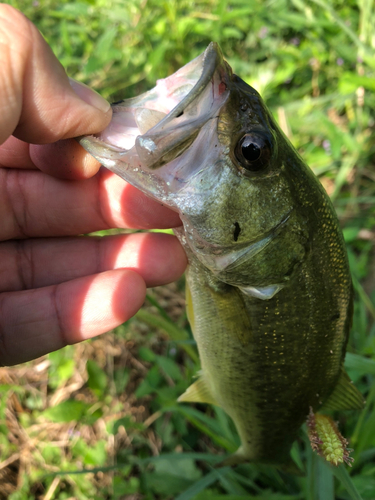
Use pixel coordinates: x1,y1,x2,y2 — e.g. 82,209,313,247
135,308,199,362
345,352,375,376
175,467,231,500
331,464,364,500
316,458,334,500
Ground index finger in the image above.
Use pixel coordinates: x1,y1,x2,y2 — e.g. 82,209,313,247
0,6,111,147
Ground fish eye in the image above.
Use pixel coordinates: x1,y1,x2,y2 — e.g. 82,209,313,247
234,133,271,172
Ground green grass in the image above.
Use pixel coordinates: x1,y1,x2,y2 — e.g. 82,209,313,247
1,0,375,498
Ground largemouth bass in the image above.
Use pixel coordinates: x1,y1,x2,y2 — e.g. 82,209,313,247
79,43,364,467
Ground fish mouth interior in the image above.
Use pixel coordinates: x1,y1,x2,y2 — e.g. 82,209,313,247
96,42,227,156
78,43,230,207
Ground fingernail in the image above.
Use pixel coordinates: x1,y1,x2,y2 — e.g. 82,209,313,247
69,78,111,113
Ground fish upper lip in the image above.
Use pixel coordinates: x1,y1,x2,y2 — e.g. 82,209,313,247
147,42,224,130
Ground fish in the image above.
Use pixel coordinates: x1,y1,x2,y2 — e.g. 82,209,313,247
78,42,364,468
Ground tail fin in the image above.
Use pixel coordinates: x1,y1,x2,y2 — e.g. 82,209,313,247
277,458,305,476
215,447,304,475
215,446,248,467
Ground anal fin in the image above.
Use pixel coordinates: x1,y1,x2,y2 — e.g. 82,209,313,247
321,366,365,411
178,376,219,406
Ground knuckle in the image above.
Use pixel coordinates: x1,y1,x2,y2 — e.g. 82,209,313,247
0,6,35,124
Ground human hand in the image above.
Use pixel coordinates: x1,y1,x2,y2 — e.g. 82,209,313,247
0,5,187,366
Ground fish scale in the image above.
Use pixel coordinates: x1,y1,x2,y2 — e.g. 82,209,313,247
79,42,364,468
185,255,341,465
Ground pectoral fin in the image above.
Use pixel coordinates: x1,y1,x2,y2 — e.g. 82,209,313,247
178,376,219,406
321,366,365,411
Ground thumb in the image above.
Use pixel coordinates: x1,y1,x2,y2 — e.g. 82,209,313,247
0,5,111,145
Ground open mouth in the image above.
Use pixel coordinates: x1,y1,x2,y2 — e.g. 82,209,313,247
78,43,230,200
96,52,206,153
100,42,227,155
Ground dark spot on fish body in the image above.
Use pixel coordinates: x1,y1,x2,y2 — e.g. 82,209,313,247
176,110,184,117
330,312,340,321
233,221,241,241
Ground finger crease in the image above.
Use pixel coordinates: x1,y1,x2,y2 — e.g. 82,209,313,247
96,236,103,274
15,240,33,289
51,284,66,347
5,169,28,238
0,295,7,367
97,169,112,229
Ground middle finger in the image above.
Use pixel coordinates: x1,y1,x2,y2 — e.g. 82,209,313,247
0,232,187,292
0,167,181,241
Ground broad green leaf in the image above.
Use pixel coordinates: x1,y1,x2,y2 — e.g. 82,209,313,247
86,359,108,396
42,400,91,423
